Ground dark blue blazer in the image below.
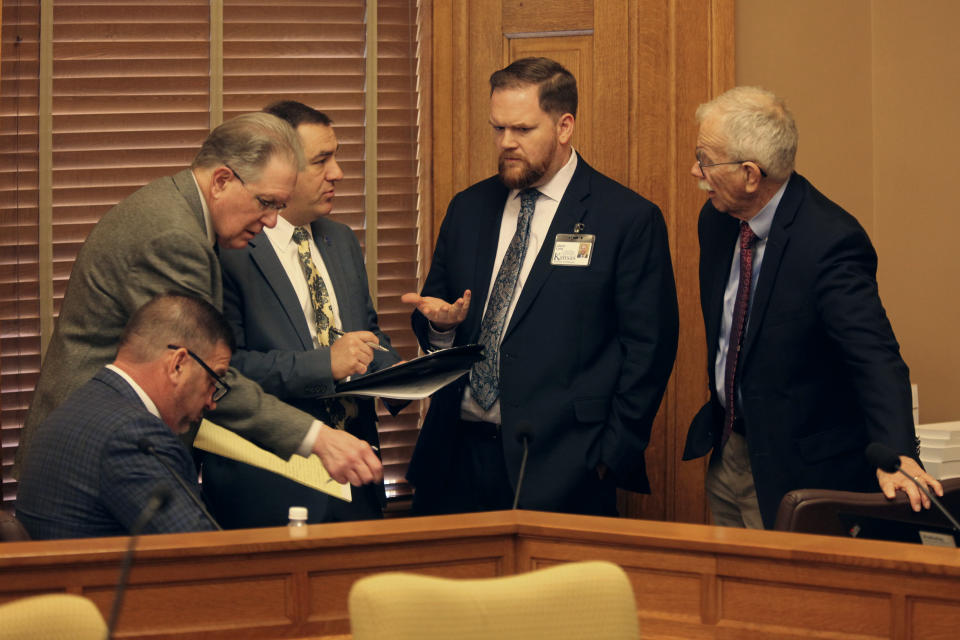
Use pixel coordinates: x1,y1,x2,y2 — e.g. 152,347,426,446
15,368,214,539
214,217,402,525
408,155,679,513
685,173,919,527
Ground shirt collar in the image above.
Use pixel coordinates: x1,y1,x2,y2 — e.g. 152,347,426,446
746,178,788,240
508,148,579,203
190,170,217,247
263,214,300,253
105,364,161,420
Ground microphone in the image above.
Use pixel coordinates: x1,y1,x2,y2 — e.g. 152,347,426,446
866,442,960,533
512,421,535,510
106,484,171,639
138,438,222,530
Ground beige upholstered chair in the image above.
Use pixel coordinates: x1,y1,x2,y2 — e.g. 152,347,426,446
348,560,640,640
0,594,107,639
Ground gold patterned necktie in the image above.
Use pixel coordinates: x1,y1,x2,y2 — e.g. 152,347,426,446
292,226,357,429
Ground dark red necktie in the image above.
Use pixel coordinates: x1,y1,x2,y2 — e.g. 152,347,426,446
722,221,758,448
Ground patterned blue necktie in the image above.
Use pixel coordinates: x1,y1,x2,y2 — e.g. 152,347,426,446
470,188,541,410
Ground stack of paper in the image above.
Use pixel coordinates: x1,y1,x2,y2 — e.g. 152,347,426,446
917,421,960,480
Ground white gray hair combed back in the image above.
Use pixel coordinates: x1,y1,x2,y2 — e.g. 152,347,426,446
696,86,798,182
192,112,305,181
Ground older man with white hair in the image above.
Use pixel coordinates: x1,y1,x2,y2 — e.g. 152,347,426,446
684,86,940,529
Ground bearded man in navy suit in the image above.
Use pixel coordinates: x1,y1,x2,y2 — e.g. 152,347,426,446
206,101,404,527
402,57,679,516
684,86,941,528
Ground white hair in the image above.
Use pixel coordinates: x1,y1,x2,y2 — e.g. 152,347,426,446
696,86,798,181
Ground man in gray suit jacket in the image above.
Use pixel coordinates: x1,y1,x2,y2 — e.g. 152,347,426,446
15,113,383,488
206,101,403,526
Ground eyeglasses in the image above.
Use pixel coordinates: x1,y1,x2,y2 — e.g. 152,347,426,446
224,164,287,211
167,344,231,402
696,150,767,178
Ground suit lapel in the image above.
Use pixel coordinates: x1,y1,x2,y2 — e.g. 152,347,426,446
741,174,802,363
704,211,740,362
466,181,510,341
248,233,314,350
503,157,589,338
311,219,358,330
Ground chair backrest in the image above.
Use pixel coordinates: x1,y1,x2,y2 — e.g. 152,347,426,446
0,594,107,640
348,560,640,640
0,508,30,542
774,477,960,541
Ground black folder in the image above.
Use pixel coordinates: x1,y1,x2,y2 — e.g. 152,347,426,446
333,344,484,397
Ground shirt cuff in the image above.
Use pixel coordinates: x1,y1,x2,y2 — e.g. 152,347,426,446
428,323,456,349
296,419,325,457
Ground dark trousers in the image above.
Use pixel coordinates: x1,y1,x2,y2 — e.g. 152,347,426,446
412,420,514,516
411,420,619,517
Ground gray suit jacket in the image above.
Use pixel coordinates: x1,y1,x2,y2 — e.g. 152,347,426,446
15,169,314,477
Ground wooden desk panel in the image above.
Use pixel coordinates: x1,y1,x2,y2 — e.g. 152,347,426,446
1,511,959,639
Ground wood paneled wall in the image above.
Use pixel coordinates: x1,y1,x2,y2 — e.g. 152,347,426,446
425,0,735,523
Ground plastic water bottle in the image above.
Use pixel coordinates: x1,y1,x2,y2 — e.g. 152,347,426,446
288,506,308,537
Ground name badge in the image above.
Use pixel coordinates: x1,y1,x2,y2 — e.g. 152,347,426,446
551,233,595,266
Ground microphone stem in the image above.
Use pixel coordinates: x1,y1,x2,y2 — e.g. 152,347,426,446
106,493,164,638
898,469,960,533
149,448,222,530
512,439,529,510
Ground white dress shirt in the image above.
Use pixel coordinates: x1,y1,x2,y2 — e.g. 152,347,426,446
263,216,343,347
714,179,788,409
430,149,580,424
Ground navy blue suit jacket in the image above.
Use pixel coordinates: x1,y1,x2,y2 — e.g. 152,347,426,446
685,173,919,527
409,155,679,513
213,217,402,525
16,368,214,539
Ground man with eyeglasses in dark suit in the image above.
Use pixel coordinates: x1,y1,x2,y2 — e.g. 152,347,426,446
16,294,227,539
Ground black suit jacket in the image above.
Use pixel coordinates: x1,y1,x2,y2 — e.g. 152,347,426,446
409,155,679,513
685,173,918,527
210,218,402,526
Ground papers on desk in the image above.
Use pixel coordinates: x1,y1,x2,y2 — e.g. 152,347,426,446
194,420,352,502
330,344,484,400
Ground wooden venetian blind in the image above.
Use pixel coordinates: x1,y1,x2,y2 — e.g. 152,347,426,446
373,0,421,498
50,0,212,309
0,0,41,505
0,0,423,507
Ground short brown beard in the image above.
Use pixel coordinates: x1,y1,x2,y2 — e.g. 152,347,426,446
498,156,547,190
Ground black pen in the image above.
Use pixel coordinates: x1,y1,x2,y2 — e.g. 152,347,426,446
330,326,389,352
